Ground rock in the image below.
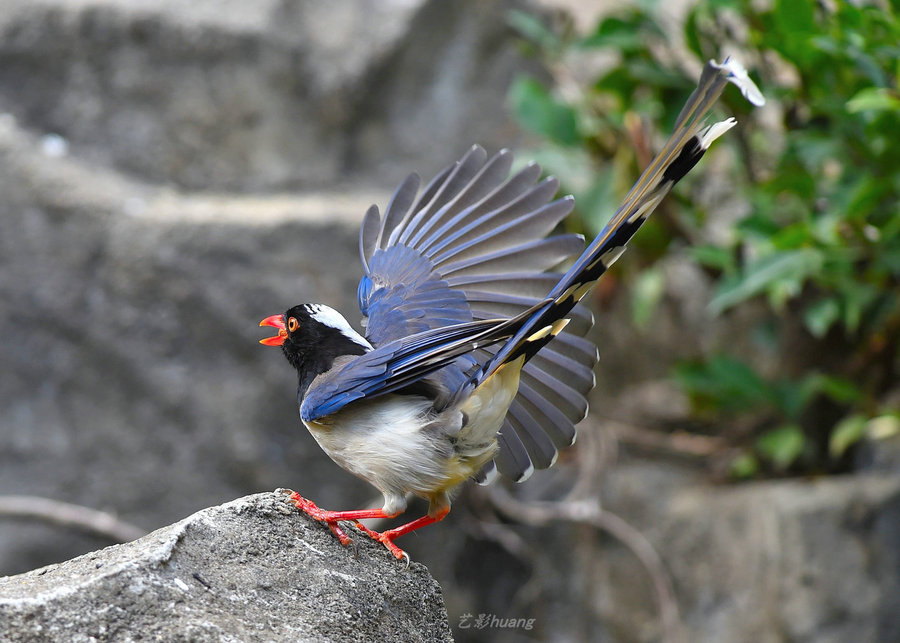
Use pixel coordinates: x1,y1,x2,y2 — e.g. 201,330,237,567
417,463,900,642
0,492,453,642
586,467,900,643
0,0,541,572
0,0,534,190
0,113,379,575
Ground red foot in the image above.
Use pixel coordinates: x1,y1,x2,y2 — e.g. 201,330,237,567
354,507,450,564
285,490,450,564
286,490,398,550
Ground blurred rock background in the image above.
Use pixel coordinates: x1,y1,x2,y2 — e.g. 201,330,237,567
1,1,898,642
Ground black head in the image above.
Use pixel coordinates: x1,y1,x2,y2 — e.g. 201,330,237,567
260,303,371,397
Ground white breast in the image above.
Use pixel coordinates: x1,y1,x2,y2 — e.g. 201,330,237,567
303,395,462,514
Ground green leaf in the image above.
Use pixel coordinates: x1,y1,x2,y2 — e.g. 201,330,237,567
729,452,760,479
631,266,665,329
683,10,705,61
867,414,900,441
710,249,824,314
802,373,862,404
847,88,900,114
690,244,736,272
829,413,868,458
804,297,840,338
772,0,818,64
580,16,647,53
508,77,580,146
673,355,774,414
507,10,560,52
756,425,806,470
578,168,618,237
842,283,880,333
769,379,811,420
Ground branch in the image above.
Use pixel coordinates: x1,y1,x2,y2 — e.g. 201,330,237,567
0,496,146,543
487,485,682,643
600,417,727,458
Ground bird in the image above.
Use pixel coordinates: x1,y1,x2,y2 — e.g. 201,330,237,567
260,57,764,563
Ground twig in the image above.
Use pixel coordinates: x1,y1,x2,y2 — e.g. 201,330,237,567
567,412,618,502
487,486,682,643
0,495,146,543
599,417,727,458
463,513,547,612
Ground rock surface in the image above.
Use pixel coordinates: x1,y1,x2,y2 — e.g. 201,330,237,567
596,466,900,643
0,0,540,579
0,114,380,575
2,1,900,642
0,0,533,190
0,492,452,642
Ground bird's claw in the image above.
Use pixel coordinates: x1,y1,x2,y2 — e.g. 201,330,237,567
285,491,412,565
354,521,412,566
286,490,355,548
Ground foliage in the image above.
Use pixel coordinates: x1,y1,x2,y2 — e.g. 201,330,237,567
508,1,900,476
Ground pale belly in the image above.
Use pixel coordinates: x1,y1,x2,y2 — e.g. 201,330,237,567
302,359,524,509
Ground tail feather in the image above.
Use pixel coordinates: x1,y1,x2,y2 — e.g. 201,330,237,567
476,57,764,385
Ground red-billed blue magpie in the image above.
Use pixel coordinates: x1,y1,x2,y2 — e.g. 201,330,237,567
260,58,764,562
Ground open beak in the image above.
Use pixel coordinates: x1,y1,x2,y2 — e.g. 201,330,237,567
259,314,288,346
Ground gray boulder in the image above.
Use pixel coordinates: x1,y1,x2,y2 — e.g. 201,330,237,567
0,115,380,575
0,0,533,190
0,491,452,642
0,0,539,577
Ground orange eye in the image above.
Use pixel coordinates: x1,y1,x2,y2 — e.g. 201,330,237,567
287,317,299,333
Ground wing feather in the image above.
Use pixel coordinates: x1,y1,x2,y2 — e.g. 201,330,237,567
429,195,573,265
396,146,488,246
348,147,594,480
506,402,557,469
376,173,420,251
424,178,564,259
418,161,543,254
407,149,515,248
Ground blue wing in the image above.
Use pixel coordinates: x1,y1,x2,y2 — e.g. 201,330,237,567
291,147,598,482
300,307,548,422
357,146,583,345
307,58,763,484
351,146,600,482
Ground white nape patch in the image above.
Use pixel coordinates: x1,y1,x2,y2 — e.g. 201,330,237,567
305,304,373,350
699,118,737,149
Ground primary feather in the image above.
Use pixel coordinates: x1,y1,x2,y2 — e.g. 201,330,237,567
275,57,764,494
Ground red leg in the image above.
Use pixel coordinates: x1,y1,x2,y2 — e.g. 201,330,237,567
286,491,401,547
354,506,450,562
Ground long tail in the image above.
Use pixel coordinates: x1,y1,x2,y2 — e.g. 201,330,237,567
475,57,765,384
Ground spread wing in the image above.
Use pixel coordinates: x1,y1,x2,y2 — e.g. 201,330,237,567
351,146,598,482
357,146,584,344
307,57,763,484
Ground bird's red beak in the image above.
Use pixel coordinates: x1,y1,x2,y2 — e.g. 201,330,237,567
259,314,288,346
